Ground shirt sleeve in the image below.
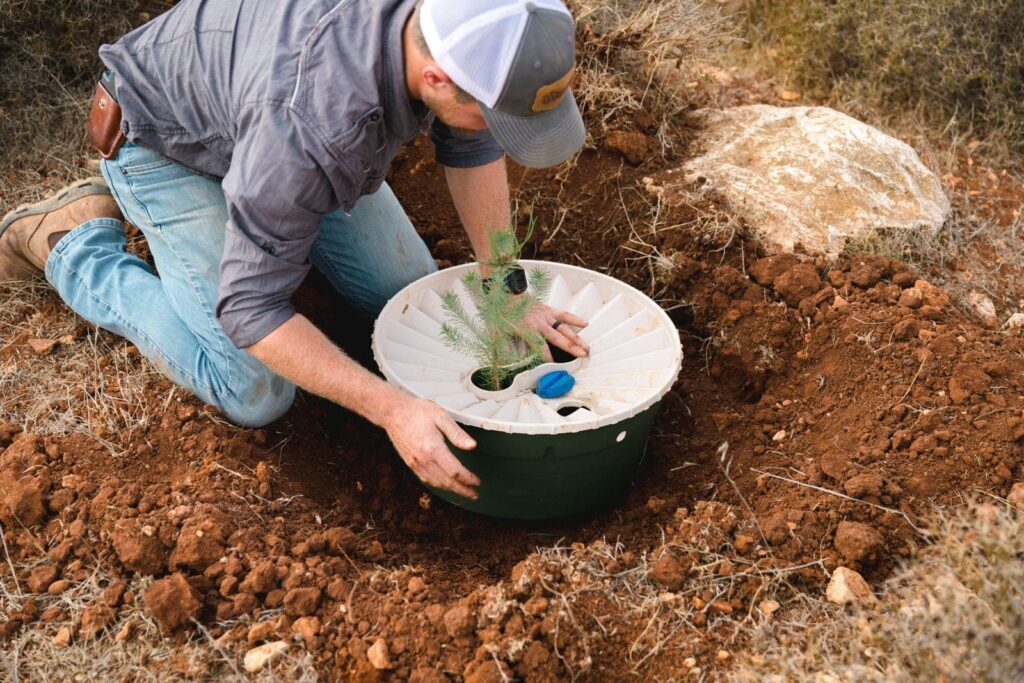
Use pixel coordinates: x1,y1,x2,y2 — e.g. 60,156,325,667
429,117,504,168
216,104,355,348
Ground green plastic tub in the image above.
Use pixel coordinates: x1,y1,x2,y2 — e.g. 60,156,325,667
434,404,661,519
372,261,682,519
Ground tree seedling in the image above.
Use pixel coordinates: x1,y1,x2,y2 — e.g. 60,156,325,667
440,222,551,392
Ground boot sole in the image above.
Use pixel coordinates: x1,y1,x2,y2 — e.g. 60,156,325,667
0,177,112,238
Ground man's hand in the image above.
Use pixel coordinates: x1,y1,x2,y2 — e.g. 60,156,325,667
381,394,481,500
247,314,481,500
524,302,589,361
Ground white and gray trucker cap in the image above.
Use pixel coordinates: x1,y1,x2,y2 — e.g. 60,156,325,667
419,0,585,169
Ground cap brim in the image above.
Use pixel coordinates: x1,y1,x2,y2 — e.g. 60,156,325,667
480,91,585,169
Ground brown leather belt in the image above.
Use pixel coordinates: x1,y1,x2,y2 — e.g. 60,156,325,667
86,73,125,160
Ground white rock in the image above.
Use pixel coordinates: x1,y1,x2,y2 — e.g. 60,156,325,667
678,105,949,255
826,567,877,607
243,640,288,673
367,637,391,670
1002,312,1024,331
967,290,997,327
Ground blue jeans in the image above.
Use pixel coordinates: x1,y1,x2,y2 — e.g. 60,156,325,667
45,142,436,426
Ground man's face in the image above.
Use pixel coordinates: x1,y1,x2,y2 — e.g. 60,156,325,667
421,83,488,133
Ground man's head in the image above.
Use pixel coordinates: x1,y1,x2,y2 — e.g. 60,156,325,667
407,0,585,169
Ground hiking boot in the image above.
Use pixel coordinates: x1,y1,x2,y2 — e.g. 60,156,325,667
0,177,122,281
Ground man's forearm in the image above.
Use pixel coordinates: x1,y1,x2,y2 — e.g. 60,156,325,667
444,158,511,264
245,314,404,427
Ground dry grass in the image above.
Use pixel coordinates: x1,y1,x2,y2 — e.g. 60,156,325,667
0,1,176,207
0,281,163,451
741,0,1024,168
0,564,318,681
568,0,737,149
731,499,1024,682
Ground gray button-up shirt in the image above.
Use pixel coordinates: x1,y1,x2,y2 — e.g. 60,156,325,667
99,0,503,348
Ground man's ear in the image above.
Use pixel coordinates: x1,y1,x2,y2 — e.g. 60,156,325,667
421,63,454,93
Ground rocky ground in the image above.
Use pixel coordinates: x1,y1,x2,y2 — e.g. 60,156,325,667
1,116,1022,681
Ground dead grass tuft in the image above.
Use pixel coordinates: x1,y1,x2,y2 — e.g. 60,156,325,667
0,563,318,681
0,1,173,207
0,281,162,450
568,0,737,149
731,499,1024,682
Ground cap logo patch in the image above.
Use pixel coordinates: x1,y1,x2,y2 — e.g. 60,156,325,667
531,67,575,113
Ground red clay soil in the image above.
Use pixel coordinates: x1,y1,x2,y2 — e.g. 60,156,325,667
1,127,1023,680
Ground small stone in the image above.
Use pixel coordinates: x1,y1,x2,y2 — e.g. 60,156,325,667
826,567,877,606
407,576,426,595
759,599,780,616
291,616,320,646
27,338,58,356
1003,312,1024,331
901,286,925,309
775,263,821,306
914,279,949,309
52,626,72,648
749,254,800,286
367,637,391,670
243,640,288,673
47,580,71,595
115,620,135,643
247,619,282,645
772,430,786,442
603,129,650,165
717,649,731,661
967,290,998,327
239,559,276,594
1007,482,1024,510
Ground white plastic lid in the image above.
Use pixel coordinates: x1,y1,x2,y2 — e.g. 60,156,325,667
372,261,683,435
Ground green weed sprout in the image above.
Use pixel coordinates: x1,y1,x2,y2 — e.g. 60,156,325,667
440,224,551,392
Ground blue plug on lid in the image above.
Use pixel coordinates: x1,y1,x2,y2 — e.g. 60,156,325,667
535,370,575,399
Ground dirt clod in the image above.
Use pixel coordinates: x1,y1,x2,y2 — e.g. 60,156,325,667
603,130,650,165
774,263,821,306
111,522,167,575
144,573,202,632
649,553,687,590
843,472,884,499
834,521,884,564
26,565,59,593
79,603,116,640
283,587,321,617
443,604,475,638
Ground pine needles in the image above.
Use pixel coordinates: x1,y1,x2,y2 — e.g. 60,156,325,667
440,226,551,392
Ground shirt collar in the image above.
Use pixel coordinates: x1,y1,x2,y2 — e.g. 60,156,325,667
382,0,429,140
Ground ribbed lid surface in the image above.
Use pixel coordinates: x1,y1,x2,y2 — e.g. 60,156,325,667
372,261,682,434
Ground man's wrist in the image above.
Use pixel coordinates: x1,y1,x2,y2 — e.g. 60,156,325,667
371,383,409,429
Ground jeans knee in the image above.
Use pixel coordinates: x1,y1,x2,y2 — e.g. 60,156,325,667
220,371,295,427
